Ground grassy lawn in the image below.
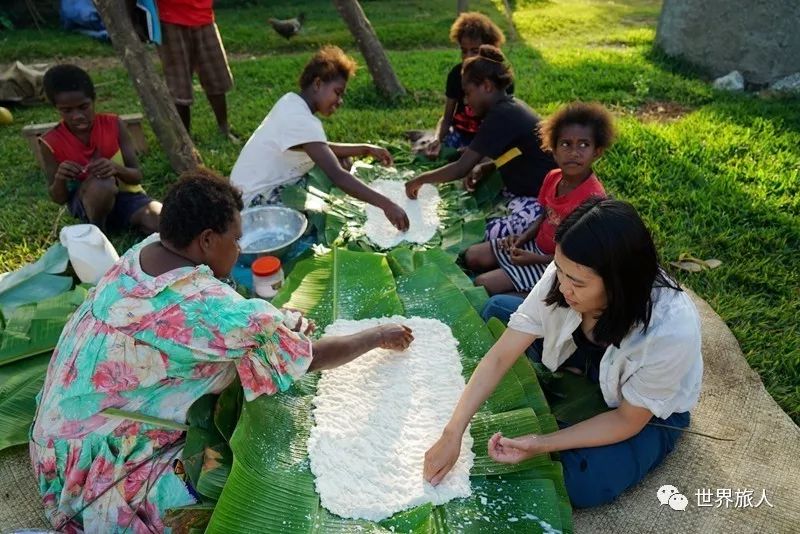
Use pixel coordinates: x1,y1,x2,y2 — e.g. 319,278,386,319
0,0,798,422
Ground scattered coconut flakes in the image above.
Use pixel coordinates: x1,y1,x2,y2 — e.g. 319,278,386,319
363,180,440,248
308,316,474,521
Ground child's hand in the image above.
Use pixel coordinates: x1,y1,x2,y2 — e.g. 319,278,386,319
463,163,487,192
376,324,414,351
86,158,117,180
424,139,441,160
500,234,521,251
55,161,83,182
405,178,425,199
366,145,393,167
383,202,410,231
510,247,542,266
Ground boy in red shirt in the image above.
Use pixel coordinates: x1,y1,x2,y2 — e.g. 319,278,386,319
40,65,161,234
156,0,237,141
464,102,615,294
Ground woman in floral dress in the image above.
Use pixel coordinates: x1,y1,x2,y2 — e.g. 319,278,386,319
30,170,413,533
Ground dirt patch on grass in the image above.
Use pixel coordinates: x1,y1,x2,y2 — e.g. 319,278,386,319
2,55,123,73
634,100,692,122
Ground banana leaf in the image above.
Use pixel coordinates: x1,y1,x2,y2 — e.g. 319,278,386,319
214,378,243,441
385,247,416,277
0,243,69,296
0,286,87,367
196,442,233,501
0,273,73,313
0,286,88,452
100,408,190,431
182,394,233,502
287,163,488,256
0,352,51,450
207,250,571,532
395,264,495,371
486,318,550,418
164,503,215,534
534,364,611,425
440,477,562,533
472,171,503,209
469,408,551,476
387,248,488,314
271,253,333,322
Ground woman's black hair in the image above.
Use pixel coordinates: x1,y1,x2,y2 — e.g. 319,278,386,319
159,169,244,249
43,64,96,103
462,44,513,91
544,197,681,347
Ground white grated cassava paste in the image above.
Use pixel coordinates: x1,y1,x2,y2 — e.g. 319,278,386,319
307,316,474,521
363,179,441,249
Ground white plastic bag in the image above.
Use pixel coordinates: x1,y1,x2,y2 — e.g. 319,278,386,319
59,224,119,284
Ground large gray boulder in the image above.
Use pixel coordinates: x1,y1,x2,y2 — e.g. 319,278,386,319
656,0,800,84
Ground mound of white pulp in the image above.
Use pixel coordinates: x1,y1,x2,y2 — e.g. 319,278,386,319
363,179,441,248
307,316,474,521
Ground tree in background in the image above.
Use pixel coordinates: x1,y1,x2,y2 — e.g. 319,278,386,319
333,0,405,99
94,0,202,174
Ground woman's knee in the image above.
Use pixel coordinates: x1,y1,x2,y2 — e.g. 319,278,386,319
480,294,525,323
561,450,631,508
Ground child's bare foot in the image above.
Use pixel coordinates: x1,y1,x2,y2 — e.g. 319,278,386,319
219,125,241,144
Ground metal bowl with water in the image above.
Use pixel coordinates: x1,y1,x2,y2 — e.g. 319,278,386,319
238,206,308,266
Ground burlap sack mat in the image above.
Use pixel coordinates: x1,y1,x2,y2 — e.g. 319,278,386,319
574,291,800,533
2,292,798,533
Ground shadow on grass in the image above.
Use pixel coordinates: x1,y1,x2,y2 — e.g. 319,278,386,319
599,123,800,419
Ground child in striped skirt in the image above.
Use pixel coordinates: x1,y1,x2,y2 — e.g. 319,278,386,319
464,102,616,295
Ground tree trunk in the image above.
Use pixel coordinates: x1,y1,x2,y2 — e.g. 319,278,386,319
457,0,468,14
332,0,405,99
500,0,519,42
95,0,202,174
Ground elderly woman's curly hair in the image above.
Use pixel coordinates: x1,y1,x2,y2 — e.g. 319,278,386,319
159,169,244,248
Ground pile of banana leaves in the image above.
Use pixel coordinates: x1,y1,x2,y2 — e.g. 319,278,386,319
0,244,88,450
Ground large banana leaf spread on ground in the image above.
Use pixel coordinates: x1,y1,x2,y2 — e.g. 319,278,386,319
194,248,573,533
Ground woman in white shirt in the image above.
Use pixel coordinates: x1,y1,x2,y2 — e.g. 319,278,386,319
424,198,703,507
231,45,409,231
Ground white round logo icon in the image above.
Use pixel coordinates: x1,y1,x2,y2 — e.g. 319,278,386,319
657,485,680,505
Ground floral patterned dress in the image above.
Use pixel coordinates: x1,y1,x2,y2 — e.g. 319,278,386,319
30,234,313,533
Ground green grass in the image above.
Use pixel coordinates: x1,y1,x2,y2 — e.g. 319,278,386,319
0,0,798,421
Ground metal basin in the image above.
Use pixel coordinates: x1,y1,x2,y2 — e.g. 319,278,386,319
238,206,307,266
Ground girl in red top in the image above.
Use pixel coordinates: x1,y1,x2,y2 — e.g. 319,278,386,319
40,65,161,234
465,102,616,294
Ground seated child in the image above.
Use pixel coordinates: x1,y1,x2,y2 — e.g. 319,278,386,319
425,11,513,159
40,65,161,234
231,45,409,231
464,102,615,295
405,46,556,240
